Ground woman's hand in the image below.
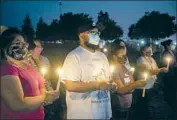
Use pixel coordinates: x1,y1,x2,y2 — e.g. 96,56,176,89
44,91,60,104
159,67,169,73
134,80,147,87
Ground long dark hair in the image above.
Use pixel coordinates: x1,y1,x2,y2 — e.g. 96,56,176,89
0,28,26,60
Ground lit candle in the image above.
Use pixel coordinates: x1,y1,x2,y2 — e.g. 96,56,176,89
41,67,47,78
142,73,148,97
103,48,108,52
166,57,171,69
56,68,63,91
130,67,135,74
110,65,115,74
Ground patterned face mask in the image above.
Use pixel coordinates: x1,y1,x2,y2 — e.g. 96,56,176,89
6,41,29,60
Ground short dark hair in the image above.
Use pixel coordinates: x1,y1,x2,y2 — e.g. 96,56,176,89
112,45,126,55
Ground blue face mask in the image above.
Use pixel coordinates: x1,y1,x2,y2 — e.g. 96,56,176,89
88,33,100,45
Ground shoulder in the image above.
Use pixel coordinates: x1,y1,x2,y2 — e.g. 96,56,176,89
137,56,144,63
0,61,18,77
64,48,80,64
151,57,157,64
161,50,170,56
96,51,107,60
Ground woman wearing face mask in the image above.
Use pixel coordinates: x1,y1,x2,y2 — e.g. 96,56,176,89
111,46,147,120
160,39,177,119
27,39,59,119
132,44,168,120
28,39,51,71
0,28,58,120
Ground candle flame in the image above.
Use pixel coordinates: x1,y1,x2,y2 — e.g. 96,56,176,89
103,48,108,52
144,72,148,80
130,67,135,72
166,57,171,63
41,67,47,75
57,68,63,75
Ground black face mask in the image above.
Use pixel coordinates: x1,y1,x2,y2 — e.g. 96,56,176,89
6,42,29,60
117,55,127,64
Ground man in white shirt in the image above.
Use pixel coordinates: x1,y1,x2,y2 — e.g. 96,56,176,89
61,22,112,119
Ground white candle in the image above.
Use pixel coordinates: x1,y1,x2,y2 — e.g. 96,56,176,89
41,67,47,78
110,65,114,74
166,57,171,69
56,68,62,91
109,65,115,81
142,73,148,97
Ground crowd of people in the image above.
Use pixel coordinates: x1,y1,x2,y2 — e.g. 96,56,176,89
0,23,176,120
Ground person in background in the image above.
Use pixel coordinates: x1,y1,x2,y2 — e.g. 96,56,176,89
0,28,58,120
28,39,50,71
160,39,177,120
27,39,53,90
61,22,113,119
0,25,8,60
132,44,168,120
115,40,132,71
111,45,147,120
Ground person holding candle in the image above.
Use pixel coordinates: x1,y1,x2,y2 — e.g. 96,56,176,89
27,39,60,119
0,28,58,120
160,39,177,119
28,39,50,72
111,45,147,120
61,22,113,119
160,39,176,68
27,39,55,91
113,40,133,73
133,44,168,120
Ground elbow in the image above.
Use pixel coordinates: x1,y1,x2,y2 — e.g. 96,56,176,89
9,103,27,112
8,99,30,112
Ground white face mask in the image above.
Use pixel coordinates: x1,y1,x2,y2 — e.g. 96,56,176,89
171,45,176,51
88,33,100,45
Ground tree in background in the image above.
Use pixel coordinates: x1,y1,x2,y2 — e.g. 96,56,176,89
97,11,123,41
36,17,48,40
48,19,60,38
59,12,93,40
128,11,177,43
21,14,35,41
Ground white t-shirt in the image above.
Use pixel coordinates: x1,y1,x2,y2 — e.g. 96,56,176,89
136,56,158,89
61,46,112,119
